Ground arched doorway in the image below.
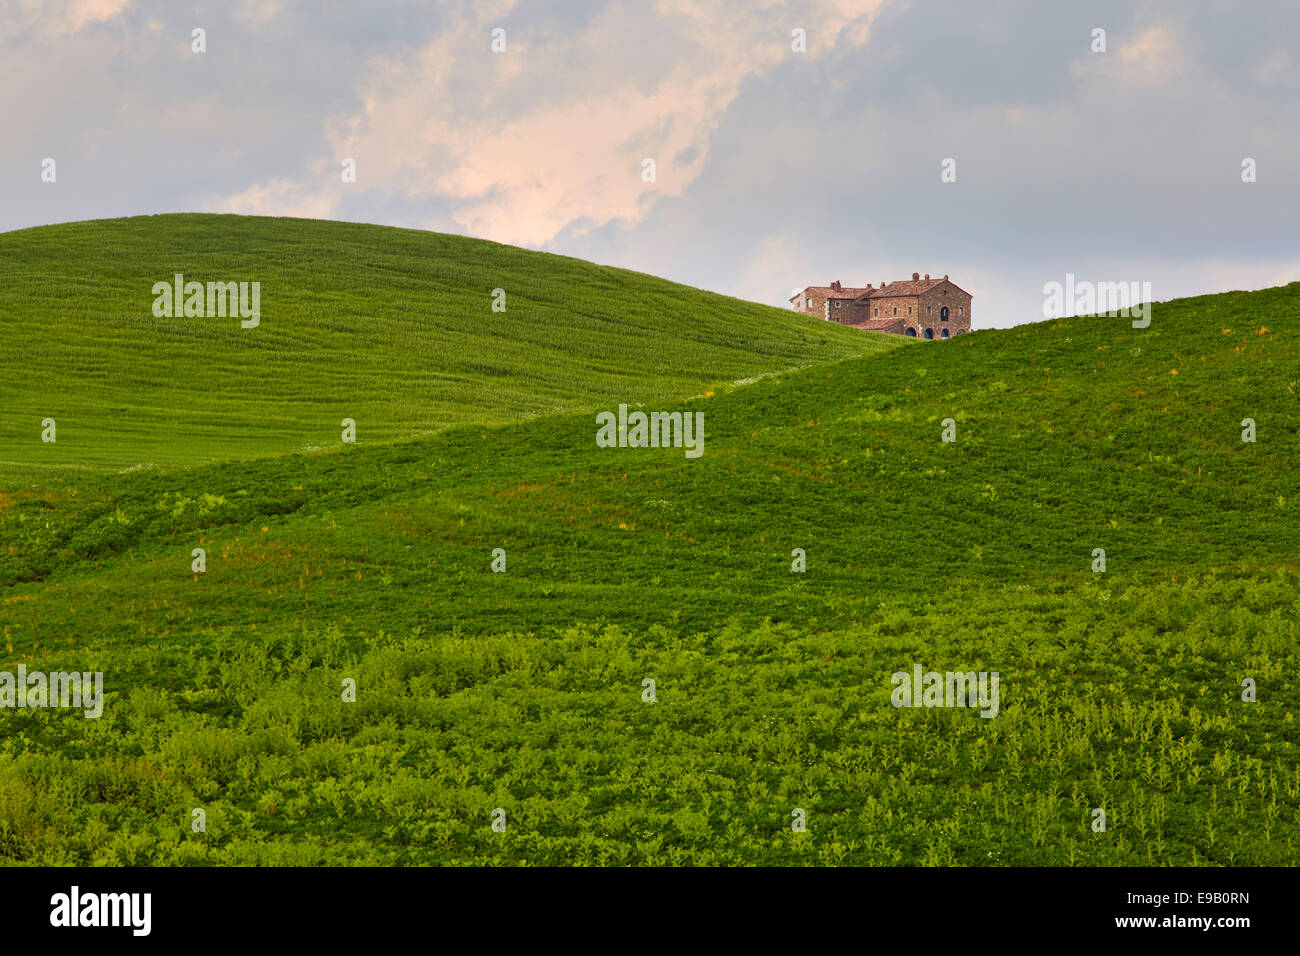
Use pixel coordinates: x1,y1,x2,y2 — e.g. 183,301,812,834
940,328,949,339
905,327,917,337
923,328,934,339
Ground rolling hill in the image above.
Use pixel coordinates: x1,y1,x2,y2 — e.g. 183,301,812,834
1,217,1297,866
0,214,889,473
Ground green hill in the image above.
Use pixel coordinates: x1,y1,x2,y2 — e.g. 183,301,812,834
0,214,888,473
1,218,1296,866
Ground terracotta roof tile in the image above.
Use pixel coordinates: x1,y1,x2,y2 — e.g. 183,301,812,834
851,318,907,333
794,286,872,299
854,278,944,300
796,276,972,304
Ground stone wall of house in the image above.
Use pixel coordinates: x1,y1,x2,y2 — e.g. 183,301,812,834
842,301,872,325
865,295,921,330
826,296,862,323
915,281,972,338
795,279,973,338
792,288,828,317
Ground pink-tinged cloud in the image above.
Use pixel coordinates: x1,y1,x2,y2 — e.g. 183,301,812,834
208,175,340,221
1070,21,1189,87
321,0,888,246
0,0,133,40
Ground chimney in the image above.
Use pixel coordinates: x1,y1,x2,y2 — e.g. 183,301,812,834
944,274,949,280
912,272,920,281
924,274,930,280
831,280,841,291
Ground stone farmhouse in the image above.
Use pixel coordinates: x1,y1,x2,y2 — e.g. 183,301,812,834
790,273,972,338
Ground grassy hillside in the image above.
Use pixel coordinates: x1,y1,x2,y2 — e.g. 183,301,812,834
0,215,888,473
1,243,1297,864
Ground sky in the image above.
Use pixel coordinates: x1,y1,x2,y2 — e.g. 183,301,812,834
3,0,1299,329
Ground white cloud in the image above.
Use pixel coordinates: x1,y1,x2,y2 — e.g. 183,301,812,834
63,0,129,32
205,176,339,220
251,0,891,246
1254,48,1295,89
1070,22,1186,87
232,0,283,30
1116,24,1185,80
0,0,132,41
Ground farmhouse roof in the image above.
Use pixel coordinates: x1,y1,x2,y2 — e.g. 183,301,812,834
851,274,972,303
793,285,872,299
864,279,938,297
794,275,973,304
851,318,907,333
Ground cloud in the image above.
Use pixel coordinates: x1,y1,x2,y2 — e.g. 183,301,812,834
232,0,284,30
1115,23,1185,80
206,175,339,221
0,0,132,42
63,0,129,32
1254,48,1295,89
314,0,887,246
1071,22,1187,87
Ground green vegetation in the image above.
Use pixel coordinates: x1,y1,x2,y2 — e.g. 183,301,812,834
1,216,1297,865
0,214,885,472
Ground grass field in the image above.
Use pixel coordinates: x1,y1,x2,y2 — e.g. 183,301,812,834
1,216,1297,865
0,214,886,472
